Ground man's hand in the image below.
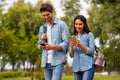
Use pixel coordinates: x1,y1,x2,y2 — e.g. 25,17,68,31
40,43,54,50
41,33,47,39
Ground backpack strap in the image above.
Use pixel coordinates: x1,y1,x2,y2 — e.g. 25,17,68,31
43,24,47,33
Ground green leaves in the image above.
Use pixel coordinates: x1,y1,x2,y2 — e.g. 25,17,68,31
60,0,81,35
0,0,44,70
88,0,120,71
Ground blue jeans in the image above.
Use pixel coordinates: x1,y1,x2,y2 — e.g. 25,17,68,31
44,63,64,80
74,65,94,80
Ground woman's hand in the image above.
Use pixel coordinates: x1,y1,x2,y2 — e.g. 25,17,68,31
70,36,76,47
70,36,76,56
70,36,80,47
75,40,80,47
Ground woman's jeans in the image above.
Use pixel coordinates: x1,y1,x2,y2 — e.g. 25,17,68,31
74,65,94,80
44,63,64,80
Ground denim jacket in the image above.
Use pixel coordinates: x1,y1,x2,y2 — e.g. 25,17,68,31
71,31,95,72
38,18,69,67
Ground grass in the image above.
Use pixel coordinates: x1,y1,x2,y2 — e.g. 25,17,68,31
3,77,31,80
94,74,120,80
63,74,120,80
2,74,120,80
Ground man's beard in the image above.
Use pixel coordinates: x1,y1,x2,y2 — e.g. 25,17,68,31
46,17,52,22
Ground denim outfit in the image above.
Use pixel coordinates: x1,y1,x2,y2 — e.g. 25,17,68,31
38,18,69,80
72,32,95,80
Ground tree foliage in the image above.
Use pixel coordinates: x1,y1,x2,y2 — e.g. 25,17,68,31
87,0,120,71
60,0,81,35
0,0,44,71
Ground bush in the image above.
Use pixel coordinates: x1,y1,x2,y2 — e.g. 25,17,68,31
33,68,44,80
0,74,3,80
0,71,30,78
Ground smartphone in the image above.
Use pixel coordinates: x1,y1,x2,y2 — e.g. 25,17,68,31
40,43,46,46
70,36,76,40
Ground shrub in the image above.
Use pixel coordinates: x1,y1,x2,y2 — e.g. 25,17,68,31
33,69,44,80
0,74,3,80
0,71,30,78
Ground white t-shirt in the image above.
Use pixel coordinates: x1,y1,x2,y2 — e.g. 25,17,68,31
46,25,53,63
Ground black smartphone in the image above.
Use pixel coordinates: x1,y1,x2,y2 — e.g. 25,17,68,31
40,43,46,46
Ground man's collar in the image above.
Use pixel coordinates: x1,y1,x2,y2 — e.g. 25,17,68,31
44,17,58,26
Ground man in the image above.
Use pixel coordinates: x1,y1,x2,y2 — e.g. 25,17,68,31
38,3,69,80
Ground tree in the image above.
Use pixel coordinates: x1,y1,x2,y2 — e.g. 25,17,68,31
0,0,45,71
87,0,120,72
60,0,81,35
0,28,19,70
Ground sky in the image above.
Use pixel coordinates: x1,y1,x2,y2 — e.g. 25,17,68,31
3,0,90,18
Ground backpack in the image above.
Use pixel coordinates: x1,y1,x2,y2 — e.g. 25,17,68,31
94,48,106,72
87,32,106,72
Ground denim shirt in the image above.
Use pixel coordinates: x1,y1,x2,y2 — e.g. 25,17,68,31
38,18,69,67
72,32,95,72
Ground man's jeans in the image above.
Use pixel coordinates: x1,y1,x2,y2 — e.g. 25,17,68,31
74,65,94,80
44,63,64,80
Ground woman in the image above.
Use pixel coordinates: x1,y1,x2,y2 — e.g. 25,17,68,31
70,15,95,80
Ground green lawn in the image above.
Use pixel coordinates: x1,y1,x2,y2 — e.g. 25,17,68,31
62,74,120,80
3,77,31,80
2,74,120,80
94,75,120,80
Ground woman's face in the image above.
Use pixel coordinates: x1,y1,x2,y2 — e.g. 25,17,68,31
75,19,84,33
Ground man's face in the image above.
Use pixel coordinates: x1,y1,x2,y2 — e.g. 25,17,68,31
41,11,53,22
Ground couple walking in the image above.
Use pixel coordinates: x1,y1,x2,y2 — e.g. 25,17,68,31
38,3,95,80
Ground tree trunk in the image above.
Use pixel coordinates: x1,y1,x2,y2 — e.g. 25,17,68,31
12,62,15,71
22,60,25,70
1,63,5,72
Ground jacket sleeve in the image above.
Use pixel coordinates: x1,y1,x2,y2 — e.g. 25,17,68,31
59,21,69,51
38,26,43,50
85,32,95,56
